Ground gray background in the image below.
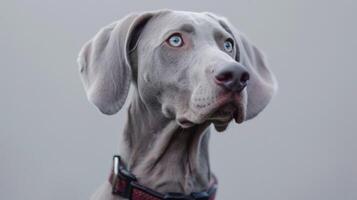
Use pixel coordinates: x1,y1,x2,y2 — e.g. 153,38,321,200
1,0,356,199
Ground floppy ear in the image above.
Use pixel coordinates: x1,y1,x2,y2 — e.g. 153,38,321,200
77,12,156,115
206,13,278,120
238,34,278,119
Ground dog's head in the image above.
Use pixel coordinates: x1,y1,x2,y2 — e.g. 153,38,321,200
78,10,277,131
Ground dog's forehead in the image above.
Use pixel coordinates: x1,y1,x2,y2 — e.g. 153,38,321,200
161,11,216,26
145,11,225,38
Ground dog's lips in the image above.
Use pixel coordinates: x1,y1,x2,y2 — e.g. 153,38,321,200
233,108,244,124
177,118,195,128
208,93,245,124
232,94,245,124
209,103,235,121
177,92,245,129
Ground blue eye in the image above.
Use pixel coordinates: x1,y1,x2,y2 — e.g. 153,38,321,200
167,34,184,47
223,39,233,52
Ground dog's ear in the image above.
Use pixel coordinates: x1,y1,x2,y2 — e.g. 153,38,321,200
77,12,157,115
206,13,278,120
237,34,278,120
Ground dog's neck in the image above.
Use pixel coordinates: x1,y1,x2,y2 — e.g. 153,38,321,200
119,89,212,194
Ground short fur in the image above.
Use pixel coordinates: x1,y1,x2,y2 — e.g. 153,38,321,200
78,10,277,200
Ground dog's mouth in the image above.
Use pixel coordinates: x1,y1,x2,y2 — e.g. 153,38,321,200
208,94,246,131
177,92,246,129
209,103,241,122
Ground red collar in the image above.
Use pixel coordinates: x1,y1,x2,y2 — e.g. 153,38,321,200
109,155,218,200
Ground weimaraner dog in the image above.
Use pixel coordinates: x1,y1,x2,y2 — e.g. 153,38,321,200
78,10,277,200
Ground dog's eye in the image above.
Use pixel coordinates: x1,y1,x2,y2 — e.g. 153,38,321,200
167,34,184,47
223,39,234,52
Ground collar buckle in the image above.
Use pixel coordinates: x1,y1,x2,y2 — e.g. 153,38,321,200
112,155,137,198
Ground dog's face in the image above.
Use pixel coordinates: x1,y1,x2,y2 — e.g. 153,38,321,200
136,12,246,130
78,10,277,131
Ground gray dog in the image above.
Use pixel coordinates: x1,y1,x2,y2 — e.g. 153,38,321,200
78,10,277,200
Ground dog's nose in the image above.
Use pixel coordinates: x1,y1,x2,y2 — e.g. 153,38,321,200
214,63,250,92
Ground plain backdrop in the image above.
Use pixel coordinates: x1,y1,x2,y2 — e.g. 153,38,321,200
1,0,356,199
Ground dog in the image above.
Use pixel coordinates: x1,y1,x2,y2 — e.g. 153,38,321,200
78,9,277,200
